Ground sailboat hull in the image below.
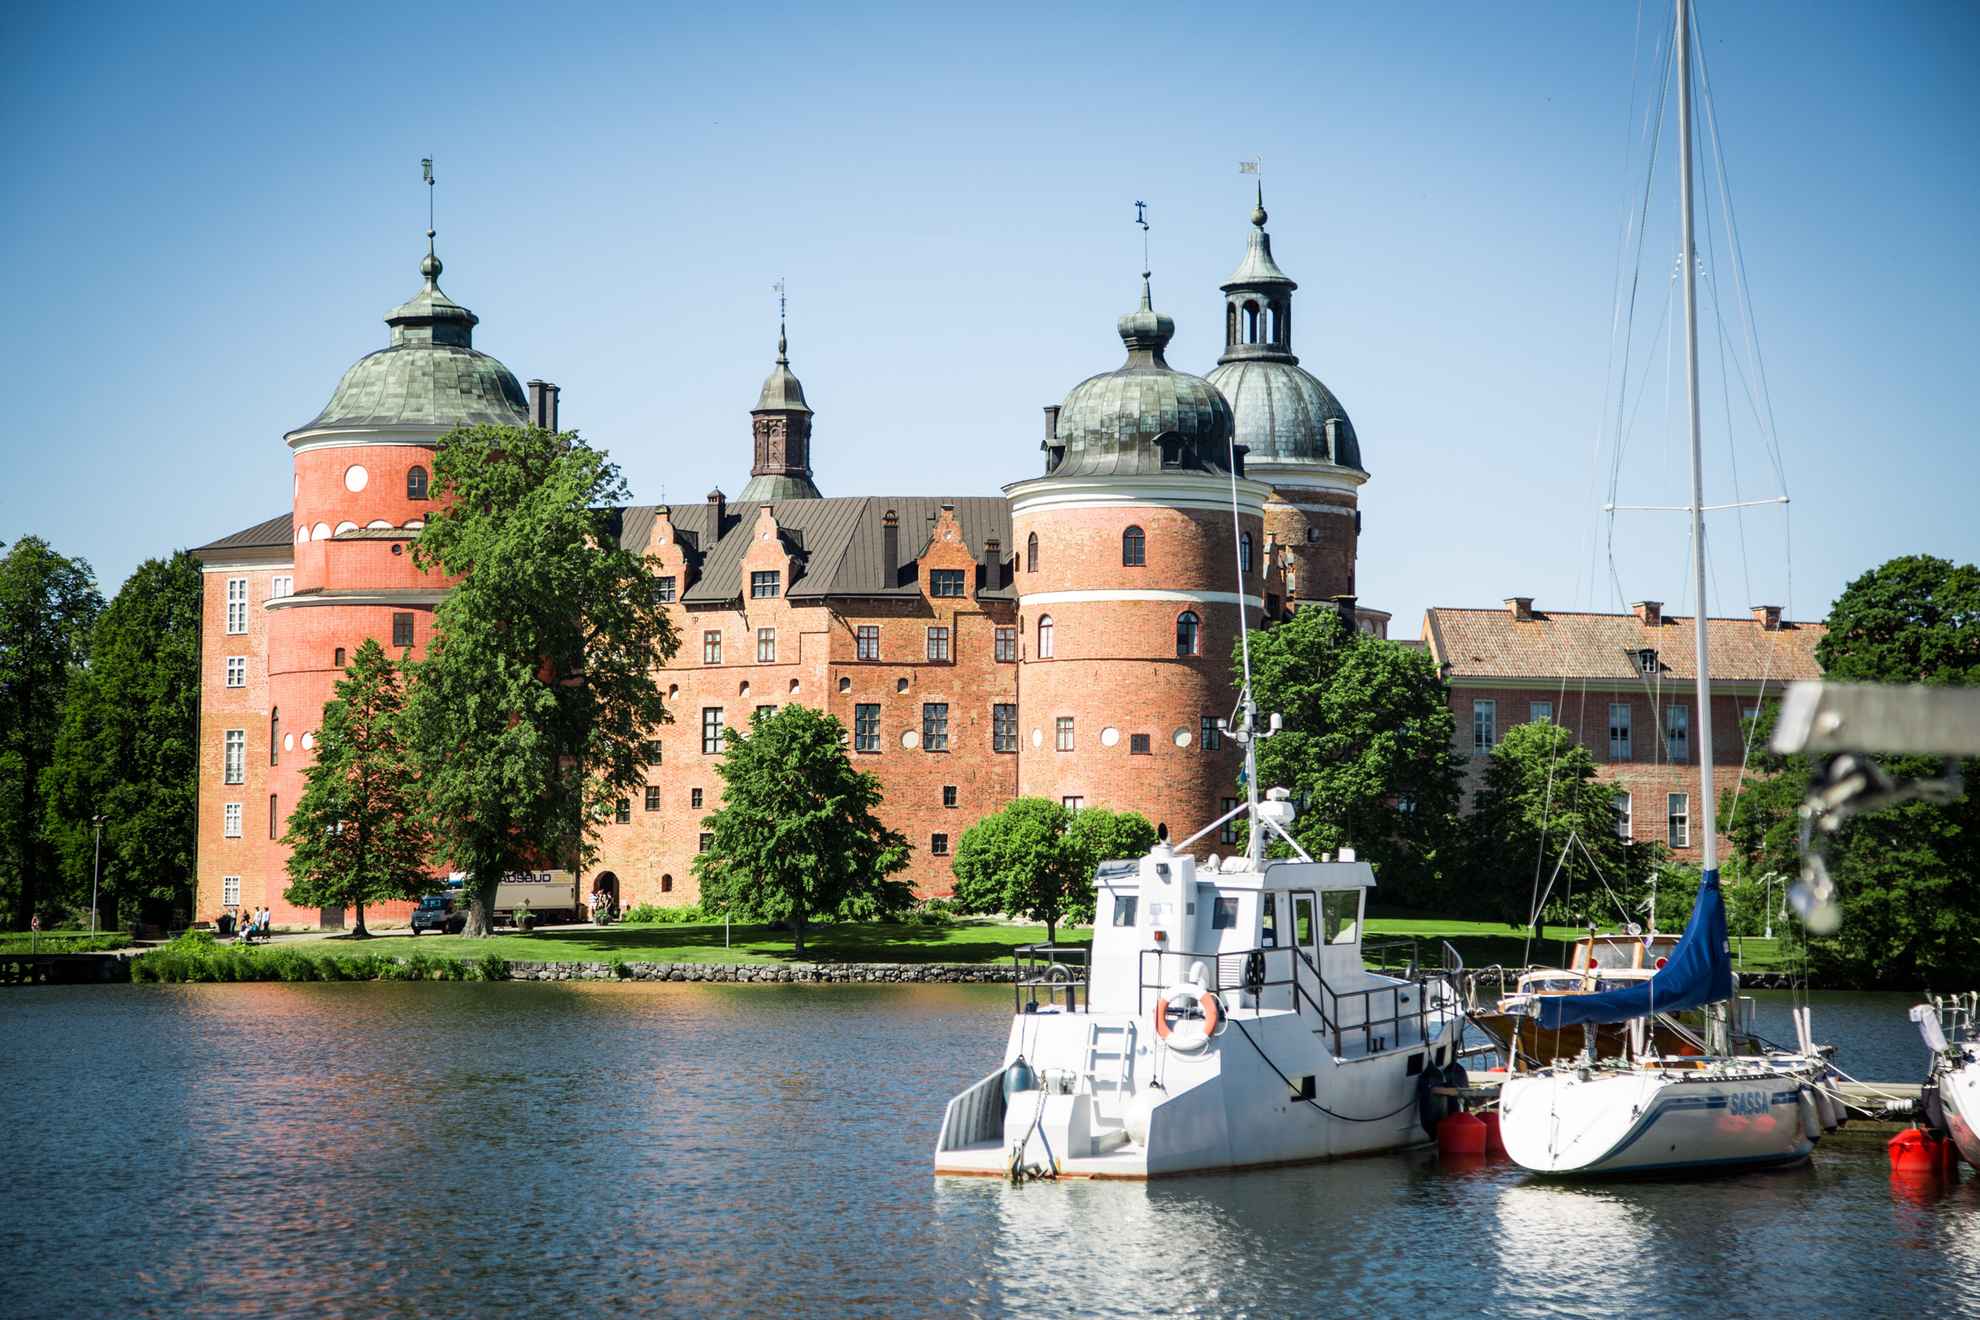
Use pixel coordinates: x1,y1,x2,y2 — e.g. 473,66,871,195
1941,1053,1980,1170
1499,1065,1816,1176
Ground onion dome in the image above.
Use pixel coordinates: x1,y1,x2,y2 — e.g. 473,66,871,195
1203,191,1363,473
1047,277,1236,478
753,327,812,415
287,233,529,440
738,323,821,502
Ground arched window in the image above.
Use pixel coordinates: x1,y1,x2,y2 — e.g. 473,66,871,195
1243,301,1261,343
1176,611,1200,657
407,466,429,500
270,708,280,765
1026,532,1039,574
1269,304,1284,343
1226,303,1237,345
1038,614,1054,659
1240,532,1254,573
1122,525,1145,567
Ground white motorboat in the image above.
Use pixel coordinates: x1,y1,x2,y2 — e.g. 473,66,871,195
932,793,1468,1179
1914,993,1980,1170
1496,0,1825,1177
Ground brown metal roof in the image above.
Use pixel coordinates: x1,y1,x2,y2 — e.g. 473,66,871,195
191,512,292,557
1422,606,1825,683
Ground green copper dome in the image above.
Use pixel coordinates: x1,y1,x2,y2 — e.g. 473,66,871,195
288,238,529,439
1048,278,1235,479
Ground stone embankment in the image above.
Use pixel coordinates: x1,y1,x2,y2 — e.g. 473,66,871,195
505,960,1017,984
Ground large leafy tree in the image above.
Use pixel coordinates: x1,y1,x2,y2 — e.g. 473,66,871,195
1722,555,1980,987
693,704,911,955
404,425,676,937
282,640,435,937
951,799,1155,944
0,537,102,928
1466,719,1659,926
1244,605,1462,909
41,552,202,928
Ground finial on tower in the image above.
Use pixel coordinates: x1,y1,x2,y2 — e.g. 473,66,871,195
773,278,788,363
1240,158,1266,227
420,157,441,284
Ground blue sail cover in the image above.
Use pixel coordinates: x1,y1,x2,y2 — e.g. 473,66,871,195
1535,869,1734,1029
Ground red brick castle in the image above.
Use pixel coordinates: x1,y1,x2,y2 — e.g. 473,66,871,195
192,199,1378,927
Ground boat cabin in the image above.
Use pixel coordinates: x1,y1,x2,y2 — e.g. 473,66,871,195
1572,932,1681,973
1084,843,1376,1017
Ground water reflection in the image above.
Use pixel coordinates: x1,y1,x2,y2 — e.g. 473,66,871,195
2,984,1976,1318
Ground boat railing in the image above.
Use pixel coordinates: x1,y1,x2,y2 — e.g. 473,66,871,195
1136,944,1456,1059
1011,944,1089,1013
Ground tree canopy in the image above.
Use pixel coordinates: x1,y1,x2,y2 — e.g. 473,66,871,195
692,704,912,954
0,536,102,928
41,552,201,928
1724,554,1980,987
1466,719,1659,927
404,425,676,936
1244,604,1462,908
951,798,1155,944
283,640,435,937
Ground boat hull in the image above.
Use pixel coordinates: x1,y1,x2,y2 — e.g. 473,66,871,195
1942,1053,1980,1170
1499,1065,1816,1176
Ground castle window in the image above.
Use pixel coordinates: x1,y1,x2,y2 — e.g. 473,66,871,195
1065,796,1085,812
703,630,722,664
407,466,429,500
334,647,346,668
1037,615,1054,659
645,786,662,812
656,576,676,603
1240,533,1253,573
661,874,673,892
226,657,246,688
224,730,245,784
1220,798,1240,845
994,627,1017,662
701,707,725,754
1176,610,1200,657
1609,703,1633,761
1668,793,1690,849
272,575,292,599
1056,716,1074,751
1473,700,1497,755
1200,715,1221,750
269,794,279,840
921,703,949,752
992,703,1017,753
926,626,950,662
931,833,950,858
751,570,780,599
1026,532,1039,573
222,876,241,908
929,569,966,598
1243,300,1261,344
1129,733,1152,755
270,708,280,765
1226,302,1237,345
855,625,880,660
698,833,714,853
223,802,242,838
757,628,776,663
691,787,704,809
1268,303,1284,343
942,785,958,808
225,578,248,634
854,704,880,752
1122,525,1145,567
392,613,414,649
615,799,632,825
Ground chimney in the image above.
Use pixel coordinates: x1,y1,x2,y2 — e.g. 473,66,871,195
1231,443,1248,478
707,487,726,536
881,509,900,587
1633,600,1662,627
1043,405,1060,442
981,537,1000,595
1505,596,1535,622
1751,604,1782,631
528,380,561,432
1331,594,1358,627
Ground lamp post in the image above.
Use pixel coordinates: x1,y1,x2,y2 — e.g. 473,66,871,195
90,814,105,933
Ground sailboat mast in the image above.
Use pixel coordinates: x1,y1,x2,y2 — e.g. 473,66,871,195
1676,0,1719,876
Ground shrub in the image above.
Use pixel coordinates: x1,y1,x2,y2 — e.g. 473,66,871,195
903,901,960,928
621,902,711,925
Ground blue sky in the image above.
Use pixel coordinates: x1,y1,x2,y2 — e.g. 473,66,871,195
5,0,1975,629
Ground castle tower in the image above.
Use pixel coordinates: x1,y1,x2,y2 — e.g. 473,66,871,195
737,324,821,501
1007,276,1273,844
263,231,530,926
1204,188,1367,607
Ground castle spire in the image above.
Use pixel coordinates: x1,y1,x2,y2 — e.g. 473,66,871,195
739,303,821,502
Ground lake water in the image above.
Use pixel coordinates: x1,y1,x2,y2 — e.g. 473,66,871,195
2,984,1975,1318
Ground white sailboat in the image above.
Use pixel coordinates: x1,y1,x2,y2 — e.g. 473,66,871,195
1496,0,1825,1177
1914,994,1980,1171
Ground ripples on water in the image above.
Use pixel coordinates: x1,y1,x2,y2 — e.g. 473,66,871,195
2,984,1975,1317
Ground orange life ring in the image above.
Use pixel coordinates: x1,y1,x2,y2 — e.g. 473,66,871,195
1153,988,1221,1046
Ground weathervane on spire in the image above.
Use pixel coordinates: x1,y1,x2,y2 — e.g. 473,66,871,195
772,278,789,364
773,278,786,326
1134,200,1150,278
422,156,435,235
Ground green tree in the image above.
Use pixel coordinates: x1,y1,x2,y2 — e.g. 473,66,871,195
692,704,911,955
41,552,201,928
1466,719,1658,926
0,537,102,928
951,799,1155,944
404,425,676,937
1244,604,1462,908
282,640,434,937
1722,555,1980,987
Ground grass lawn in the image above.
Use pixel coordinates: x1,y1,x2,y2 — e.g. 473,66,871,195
0,931,134,954
1362,915,1795,974
310,918,1088,966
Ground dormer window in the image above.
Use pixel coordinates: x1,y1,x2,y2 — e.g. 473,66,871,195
928,569,966,598
751,570,780,599
1637,648,1658,675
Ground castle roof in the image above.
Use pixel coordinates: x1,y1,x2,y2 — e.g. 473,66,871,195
1422,605,1826,684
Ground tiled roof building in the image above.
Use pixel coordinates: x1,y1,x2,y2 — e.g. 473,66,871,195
1421,597,1826,861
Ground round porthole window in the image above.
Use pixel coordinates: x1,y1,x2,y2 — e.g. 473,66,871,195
901,730,919,750
344,464,369,492
1101,727,1120,747
1173,727,1191,747
300,732,315,750
283,734,295,752
1031,728,1044,748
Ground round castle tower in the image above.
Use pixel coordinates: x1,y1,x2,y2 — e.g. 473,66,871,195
1007,276,1273,843
1204,189,1367,609
264,234,532,925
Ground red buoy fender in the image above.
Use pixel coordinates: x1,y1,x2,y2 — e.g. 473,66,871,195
1153,989,1221,1044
